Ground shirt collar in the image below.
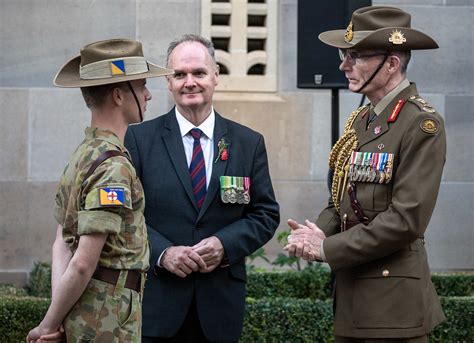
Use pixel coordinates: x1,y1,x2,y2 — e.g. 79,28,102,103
84,127,124,150
373,78,411,115
175,107,215,141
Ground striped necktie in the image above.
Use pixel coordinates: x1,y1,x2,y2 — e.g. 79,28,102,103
189,128,207,208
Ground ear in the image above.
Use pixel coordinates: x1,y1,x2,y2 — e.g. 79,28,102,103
166,75,173,92
111,86,124,106
214,64,220,86
387,54,401,74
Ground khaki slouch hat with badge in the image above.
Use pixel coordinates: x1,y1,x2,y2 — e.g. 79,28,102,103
54,38,173,88
318,6,438,50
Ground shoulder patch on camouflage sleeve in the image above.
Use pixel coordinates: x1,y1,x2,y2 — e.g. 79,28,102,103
84,184,132,210
99,187,125,206
420,118,439,134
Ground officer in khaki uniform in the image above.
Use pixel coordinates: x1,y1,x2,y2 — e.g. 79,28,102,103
285,6,446,342
27,39,173,342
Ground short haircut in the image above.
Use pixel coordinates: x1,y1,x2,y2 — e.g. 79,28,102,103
166,34,216,67
392,50,411,74
80,82,128,109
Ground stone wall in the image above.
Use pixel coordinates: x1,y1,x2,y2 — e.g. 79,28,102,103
1,0,472,285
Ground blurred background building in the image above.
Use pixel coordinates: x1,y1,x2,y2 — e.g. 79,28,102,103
1,0,472,285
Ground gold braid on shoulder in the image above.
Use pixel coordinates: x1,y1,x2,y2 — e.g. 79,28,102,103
329,105,367,213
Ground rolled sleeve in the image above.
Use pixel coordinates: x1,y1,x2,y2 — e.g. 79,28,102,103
77,210,122,236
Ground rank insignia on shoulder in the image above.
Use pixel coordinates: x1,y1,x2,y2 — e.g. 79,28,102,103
422,106,436,113
220,176,250,204
420,119,439,134
99,187,125,206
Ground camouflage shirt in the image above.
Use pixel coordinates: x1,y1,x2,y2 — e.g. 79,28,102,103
54,127,149,271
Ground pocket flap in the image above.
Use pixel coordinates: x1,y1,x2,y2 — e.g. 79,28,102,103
356,251,420,279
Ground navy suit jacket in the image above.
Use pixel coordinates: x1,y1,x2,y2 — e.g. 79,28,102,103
125,109,280,340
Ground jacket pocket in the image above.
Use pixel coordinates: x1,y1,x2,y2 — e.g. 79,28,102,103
352,250,423,329
229,263,247,283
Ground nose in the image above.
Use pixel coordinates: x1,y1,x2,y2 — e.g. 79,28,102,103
184,74,195,87
339,58,351,72
145,87,152,101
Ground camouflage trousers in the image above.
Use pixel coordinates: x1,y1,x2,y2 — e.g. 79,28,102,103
64,271,142,342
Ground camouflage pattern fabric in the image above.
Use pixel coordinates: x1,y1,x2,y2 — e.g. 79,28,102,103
64,277,142,342
54,127,149,339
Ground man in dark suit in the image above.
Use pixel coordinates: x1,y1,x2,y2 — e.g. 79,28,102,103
125,34,279,342
285,6,446,342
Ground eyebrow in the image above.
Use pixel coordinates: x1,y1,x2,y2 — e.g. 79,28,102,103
173,68,207,74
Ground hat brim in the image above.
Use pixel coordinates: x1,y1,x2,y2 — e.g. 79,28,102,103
319,27,438,50
54,56,174,88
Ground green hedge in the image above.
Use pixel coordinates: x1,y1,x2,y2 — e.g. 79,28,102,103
2,295,471,342
431,273,474,297
247,264,332,300
242,297,334,342
0,296,50,342
248,266,474,299
23,262,474,299
430,296,474,342
27,261,52,298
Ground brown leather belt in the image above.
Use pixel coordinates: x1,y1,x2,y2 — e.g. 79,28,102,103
92,266,141,292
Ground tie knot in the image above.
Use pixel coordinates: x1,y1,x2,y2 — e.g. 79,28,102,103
190,128,203,140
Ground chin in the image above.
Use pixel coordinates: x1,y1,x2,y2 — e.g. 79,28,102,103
348,84,359,92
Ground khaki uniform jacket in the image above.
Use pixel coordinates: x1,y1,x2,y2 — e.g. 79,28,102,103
316,83,446,338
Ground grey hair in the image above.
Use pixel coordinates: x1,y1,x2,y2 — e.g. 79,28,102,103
166,34,216,67
391,50,411,74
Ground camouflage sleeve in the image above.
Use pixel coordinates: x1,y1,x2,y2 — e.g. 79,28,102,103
78,156,133,236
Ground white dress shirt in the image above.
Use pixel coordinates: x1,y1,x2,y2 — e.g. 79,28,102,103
157,107,215,268
175,107,215,188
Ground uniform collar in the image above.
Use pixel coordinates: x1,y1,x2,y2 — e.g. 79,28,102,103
84,127,125,150
373,78,410,115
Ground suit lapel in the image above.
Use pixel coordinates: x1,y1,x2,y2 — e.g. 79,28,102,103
197,113,229,220
162,110,198,211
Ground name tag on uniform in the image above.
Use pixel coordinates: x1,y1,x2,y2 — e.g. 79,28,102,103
220,176,250,204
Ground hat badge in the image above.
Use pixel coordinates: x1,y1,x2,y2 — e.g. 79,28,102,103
344,21,354,42
389,29,407,45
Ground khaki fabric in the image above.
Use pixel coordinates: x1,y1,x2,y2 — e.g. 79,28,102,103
317,83,446,338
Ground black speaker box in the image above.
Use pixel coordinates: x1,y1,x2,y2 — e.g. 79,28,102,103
297,0,372,89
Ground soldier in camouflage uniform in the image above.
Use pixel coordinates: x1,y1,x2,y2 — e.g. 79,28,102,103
27,39,173,342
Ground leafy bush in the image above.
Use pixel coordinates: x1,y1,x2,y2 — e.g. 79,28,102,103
247,264,332,300
1,294,472,341
430,296,474,342
0,284,28,297
27,261,52,298
242,297,334,342
0,296,50,342
431,273,474,296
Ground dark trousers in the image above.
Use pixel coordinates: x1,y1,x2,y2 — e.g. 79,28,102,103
142,297,208,343
335,335,428,343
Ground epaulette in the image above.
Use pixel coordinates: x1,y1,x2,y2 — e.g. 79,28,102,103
407,95,437,113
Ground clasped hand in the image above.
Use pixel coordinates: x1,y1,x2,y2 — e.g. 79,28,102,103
284,219,326,262
161,236,225,278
